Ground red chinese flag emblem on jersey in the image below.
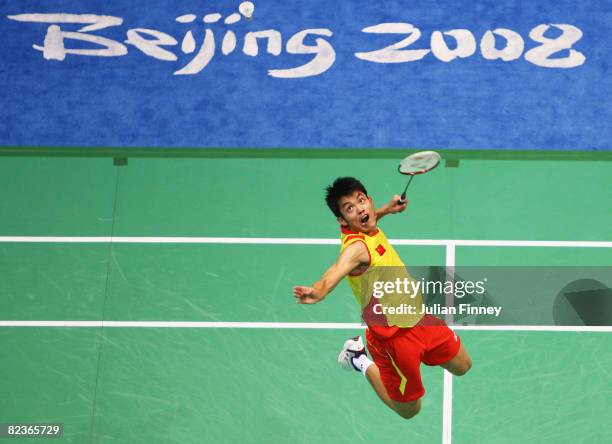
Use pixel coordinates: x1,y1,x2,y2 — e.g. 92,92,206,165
375,244,386,256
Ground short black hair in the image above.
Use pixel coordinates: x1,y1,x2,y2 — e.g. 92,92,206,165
325,177,368,218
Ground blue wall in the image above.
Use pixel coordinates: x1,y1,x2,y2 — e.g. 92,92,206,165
2,0,610,150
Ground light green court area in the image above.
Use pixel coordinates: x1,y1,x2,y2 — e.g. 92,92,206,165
0,154,611,443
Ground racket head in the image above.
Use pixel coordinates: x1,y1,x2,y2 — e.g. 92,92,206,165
398,151,441,176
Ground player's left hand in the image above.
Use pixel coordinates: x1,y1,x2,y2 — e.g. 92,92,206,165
293,286,320,304
387,195,409,213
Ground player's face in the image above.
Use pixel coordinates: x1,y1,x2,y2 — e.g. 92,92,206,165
338,191,377,233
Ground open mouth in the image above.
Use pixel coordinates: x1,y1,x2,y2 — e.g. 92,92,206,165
360,214,370,224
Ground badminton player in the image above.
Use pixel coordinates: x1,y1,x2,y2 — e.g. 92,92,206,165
293,177,472,419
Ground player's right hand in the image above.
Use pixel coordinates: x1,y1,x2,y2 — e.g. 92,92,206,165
293,286,319,304
389,194,409,213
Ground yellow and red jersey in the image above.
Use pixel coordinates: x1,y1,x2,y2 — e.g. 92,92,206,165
340,225,424,337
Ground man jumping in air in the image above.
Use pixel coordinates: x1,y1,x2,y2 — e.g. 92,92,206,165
293,177,472,419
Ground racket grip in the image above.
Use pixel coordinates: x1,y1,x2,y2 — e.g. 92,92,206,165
397,193,407,205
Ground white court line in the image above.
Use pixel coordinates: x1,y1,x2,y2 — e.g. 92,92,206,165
1,321,611,331
443,242,456,444
1,236,612,248
0,236,338,245
452,325,612,332
0,321,363,328
443,370,454,444
444,242,456,326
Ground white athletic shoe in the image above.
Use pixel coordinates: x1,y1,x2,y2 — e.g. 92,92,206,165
337,335,367,372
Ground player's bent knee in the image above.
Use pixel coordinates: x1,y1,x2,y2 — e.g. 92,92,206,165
393,400,421,420
454,357,472,376
397,405,420,420
397,408,420,420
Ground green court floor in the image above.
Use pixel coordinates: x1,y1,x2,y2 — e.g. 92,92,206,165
0,155,611,443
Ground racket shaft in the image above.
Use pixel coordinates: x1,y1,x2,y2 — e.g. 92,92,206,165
398,175,415,203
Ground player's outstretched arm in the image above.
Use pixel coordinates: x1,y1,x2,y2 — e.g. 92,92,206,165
293,241,369,304
376,194,408,220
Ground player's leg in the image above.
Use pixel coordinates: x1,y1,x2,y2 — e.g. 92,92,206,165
338,336,398,412
420,319,472,376
364,363,421,419
439,344,472,376
391,398,422,420
363,362,397,411
364,331,425,419
338,335,424,419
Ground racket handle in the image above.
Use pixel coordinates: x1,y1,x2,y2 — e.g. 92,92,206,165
397,193,407,205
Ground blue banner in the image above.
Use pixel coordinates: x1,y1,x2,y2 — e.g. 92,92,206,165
1,0,610,150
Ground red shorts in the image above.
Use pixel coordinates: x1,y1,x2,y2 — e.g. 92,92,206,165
365,315,461,403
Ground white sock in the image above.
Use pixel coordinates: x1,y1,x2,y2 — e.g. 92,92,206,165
352,355,374,377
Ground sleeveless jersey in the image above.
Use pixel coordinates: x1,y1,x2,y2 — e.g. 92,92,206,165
340,226,424,338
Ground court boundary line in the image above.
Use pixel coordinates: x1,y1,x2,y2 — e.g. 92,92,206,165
1,321,611,331
443,243,456,444
1,236,612,248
